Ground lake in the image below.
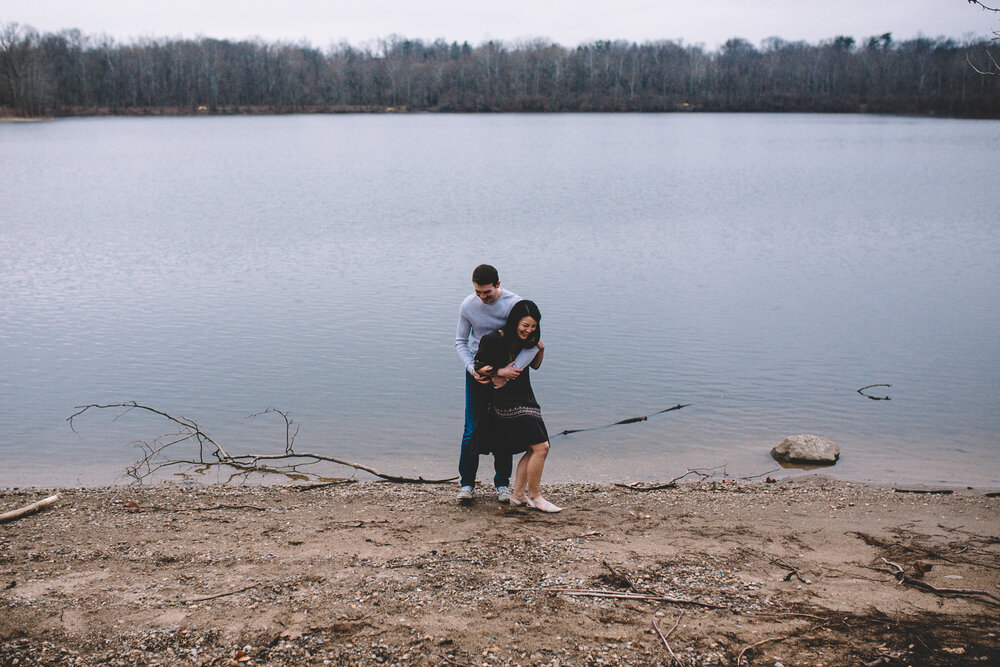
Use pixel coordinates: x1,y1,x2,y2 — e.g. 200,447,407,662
1,113,998,488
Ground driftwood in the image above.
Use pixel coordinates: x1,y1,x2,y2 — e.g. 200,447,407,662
68,402,455,485
0,494,60,524
893,488,953,495
614,465,777,492
880,557,1000,605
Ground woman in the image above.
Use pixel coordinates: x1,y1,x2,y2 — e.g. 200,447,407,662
473,300,561,513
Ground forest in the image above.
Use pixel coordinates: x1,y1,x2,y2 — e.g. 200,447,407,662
1,22,998,118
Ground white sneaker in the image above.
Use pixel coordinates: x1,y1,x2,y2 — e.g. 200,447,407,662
495,486,511,503
456,486,474,502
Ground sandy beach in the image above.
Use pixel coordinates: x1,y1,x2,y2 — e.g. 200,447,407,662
1,476,998,666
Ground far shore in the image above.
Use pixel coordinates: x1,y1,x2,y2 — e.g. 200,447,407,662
0,116,54,122
4,105,995,121
1,476,997,665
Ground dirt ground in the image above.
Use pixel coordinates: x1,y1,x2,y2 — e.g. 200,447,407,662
1,475,998,666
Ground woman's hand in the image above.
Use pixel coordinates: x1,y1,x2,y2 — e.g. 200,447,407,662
496,362,521,380
492,376,508,389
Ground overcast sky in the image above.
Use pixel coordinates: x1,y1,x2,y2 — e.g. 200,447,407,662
3,0,994,49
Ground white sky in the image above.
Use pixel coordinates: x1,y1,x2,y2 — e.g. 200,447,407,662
2,0,994,50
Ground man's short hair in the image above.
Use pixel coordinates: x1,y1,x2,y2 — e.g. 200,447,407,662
472,264,499,286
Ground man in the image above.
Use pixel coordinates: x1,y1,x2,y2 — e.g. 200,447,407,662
454,264,524,503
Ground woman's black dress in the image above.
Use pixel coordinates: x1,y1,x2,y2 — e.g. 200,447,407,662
472,330,549,456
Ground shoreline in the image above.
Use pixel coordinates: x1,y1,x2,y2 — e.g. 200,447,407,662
3,467,999,494
2,477,997,665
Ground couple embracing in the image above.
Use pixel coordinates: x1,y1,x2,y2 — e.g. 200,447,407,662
454,264,561,513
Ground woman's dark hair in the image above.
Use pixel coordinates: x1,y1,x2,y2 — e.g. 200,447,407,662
501,300,541,355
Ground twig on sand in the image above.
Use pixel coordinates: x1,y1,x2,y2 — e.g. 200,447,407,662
179,581,265,604
0,494,61,524
737,624,821,666
771,557,808,583
652,611,684,663
131,504,268,513
603,560,641,592
737,634,787,665
506,587,726,609
615,466,727,491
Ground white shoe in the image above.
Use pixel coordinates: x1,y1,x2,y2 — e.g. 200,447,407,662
495,486,512,503
456,486,474,502
526,496,562,513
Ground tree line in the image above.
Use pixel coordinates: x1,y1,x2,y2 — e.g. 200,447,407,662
1,22,998,118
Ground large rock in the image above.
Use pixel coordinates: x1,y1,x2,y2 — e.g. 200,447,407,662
770,434,840,465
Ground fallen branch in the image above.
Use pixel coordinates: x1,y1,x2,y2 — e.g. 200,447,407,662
737,634,789,665
771,558,808,583
651,617,677,663
603,560,641,592
506,587,726,609
0,494,61,524
893,488,953,495
179,581,264,604
295,479,357,491
879,557,1000,605
615,465,728,491
68,402,455,485
652,611,684,664
128,504,269,513
736,623,821,665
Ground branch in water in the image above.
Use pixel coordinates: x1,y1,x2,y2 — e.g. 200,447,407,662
68,402,456,485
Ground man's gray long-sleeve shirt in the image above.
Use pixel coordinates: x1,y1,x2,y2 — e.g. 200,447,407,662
455,289,521,375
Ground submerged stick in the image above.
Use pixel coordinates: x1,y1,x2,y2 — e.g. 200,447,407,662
857,384,892,400
559,403,690,435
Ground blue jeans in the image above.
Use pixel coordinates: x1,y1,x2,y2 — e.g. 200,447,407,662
459,371,512,488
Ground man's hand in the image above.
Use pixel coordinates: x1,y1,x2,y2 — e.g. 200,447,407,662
496,362,521,380
473,366,494,384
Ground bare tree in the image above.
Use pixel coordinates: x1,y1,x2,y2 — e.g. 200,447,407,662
966,0,1000,76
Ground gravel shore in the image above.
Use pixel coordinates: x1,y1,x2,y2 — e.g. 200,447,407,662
1,476,998,665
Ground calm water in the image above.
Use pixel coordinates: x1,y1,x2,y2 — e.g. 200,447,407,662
1,113,998,488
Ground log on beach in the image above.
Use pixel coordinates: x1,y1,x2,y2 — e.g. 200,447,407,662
0,493,60,524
